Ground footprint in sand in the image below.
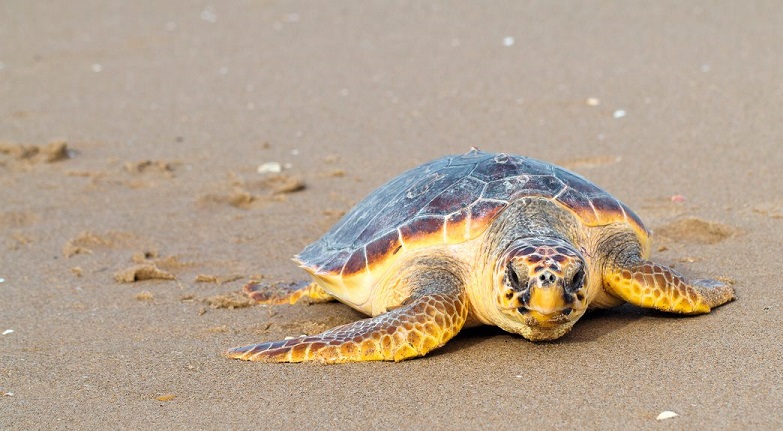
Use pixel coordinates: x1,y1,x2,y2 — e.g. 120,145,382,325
654,217,737,245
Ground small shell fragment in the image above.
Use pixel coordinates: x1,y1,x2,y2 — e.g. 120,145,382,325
586,97,601,106
257,162,282,174
2,329,13,335
613,109,627,119
656,411,678,421
156,393,176,402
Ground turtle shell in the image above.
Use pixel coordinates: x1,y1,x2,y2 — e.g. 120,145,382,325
296,149,647,305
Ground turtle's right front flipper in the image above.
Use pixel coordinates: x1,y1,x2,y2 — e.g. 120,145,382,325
604,260,735,314
226,267,468,363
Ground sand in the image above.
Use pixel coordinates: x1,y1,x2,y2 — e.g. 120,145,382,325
2,1,782,429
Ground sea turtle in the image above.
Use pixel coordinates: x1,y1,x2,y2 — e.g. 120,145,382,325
226,149,734,363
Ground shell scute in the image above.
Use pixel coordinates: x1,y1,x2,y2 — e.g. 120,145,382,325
341,248,367,276
471,153,528,181
365,230,402,269
420,176,486,215
467,199,509,237
555,188,599,225
516,174,567,196
399,216,446,246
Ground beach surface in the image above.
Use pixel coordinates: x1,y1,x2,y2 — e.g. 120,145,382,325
2,1,782,429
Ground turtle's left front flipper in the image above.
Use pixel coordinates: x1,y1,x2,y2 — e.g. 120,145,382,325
604,260,735,314
226,267,468,363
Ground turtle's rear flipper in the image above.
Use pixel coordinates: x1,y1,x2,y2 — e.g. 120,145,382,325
243,280,334,305
226,268,468,363
604,260,735,314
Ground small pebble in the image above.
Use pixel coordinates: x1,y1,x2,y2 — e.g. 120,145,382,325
200,7,217,23
290,149,300,156
0,277,5,283
656,411,678,421
257,162,282,174
670,194,686,203
502,36,515,47
701,64,711,72
91,64,103,73
2,329,13,335
613,109,626,119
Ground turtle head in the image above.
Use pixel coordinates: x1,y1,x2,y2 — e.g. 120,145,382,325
493,238,589,341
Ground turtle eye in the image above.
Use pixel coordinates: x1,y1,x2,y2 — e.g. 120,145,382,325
506,263,521,289
568,267,586,293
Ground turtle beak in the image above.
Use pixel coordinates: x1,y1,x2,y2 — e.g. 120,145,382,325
520,272,574,325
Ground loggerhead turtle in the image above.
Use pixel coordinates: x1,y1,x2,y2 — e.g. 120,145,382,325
226,149,734,363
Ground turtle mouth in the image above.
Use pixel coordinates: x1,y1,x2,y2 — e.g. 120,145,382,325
518,307,573,327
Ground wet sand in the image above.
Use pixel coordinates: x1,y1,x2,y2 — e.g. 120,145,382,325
2,1,782,429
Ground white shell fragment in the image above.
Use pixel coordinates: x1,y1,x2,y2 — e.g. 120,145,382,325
257,162,282,174
656,411,679,421
613,109,627,119
502,36,515,47
2,329,13,335
586,97,601,106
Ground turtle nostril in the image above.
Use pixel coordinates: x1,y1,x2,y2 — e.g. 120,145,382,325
538,272,556,285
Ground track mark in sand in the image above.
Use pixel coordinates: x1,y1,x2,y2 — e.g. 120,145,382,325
654,217,737,244
0,140,73,166
194,274,244,284
134,291,155,301
123,160,178,175
64,159,179,189
114,262,176,283
752,199,783,219
0,211,38,228
118,159,180,189
200,291,255,309
62,231,148,257
557,155,622,170
195,172,306,209
115,251,200,283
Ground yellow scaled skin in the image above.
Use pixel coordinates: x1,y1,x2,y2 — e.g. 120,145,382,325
227,262,469,364
604,262,734,314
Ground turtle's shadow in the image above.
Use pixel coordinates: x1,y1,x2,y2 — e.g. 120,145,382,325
433,305,647,356
560,305,645,343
